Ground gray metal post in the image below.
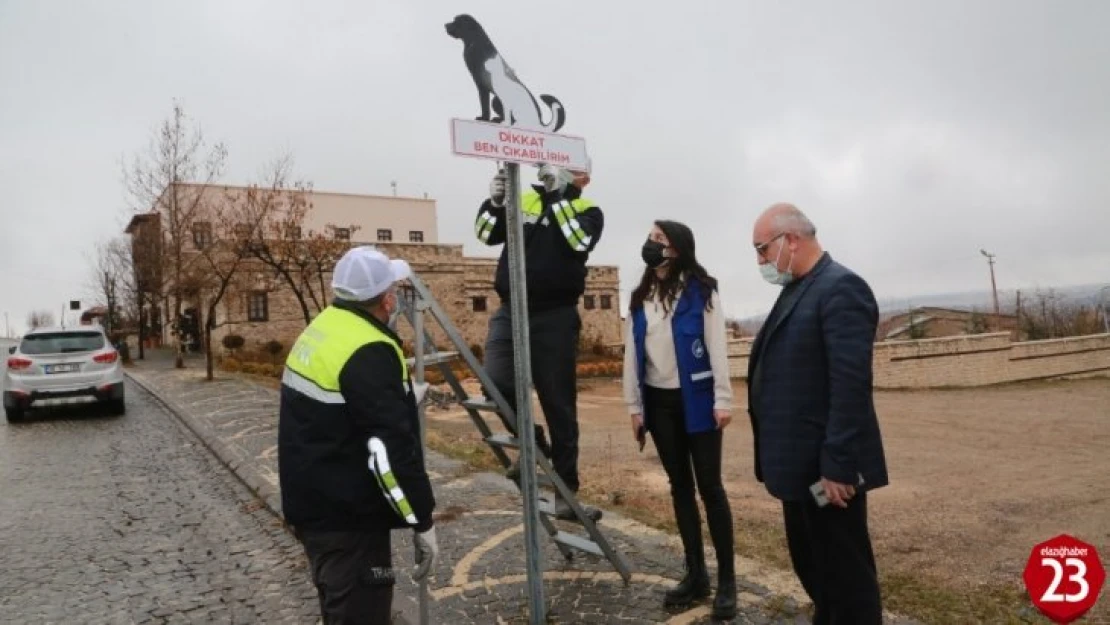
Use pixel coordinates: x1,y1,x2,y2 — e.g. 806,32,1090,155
412,300,431,625
1100,286,1110,335
503,162,546,624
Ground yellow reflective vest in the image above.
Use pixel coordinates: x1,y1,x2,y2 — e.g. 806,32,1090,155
277,303,434,532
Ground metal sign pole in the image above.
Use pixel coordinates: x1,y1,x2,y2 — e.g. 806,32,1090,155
503,162,547,624
412,299,431,625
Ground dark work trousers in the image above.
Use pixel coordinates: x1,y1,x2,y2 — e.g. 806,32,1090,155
297,529,395,625
484,304,581,492
644,385,734,580
782,492,882,625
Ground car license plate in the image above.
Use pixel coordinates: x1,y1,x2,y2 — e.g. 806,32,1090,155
46,364,79,374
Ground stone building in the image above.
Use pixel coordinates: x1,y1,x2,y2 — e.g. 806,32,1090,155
880,306,1019,341
125,182,621,357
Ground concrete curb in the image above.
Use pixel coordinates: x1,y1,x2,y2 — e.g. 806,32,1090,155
125,369,421,625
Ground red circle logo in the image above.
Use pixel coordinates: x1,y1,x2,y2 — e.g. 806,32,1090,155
1023,534,1105,624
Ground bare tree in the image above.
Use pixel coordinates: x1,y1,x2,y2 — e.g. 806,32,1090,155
27,311,55,330
1019,288,1104,339
237,158,358,324
85,237,137,339
124,101,227,368
189,167,288,381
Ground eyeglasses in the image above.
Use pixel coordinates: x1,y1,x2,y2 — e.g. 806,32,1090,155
753,232,786,258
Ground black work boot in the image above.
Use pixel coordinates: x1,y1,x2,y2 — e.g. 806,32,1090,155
664,554,710,606
711,573,737,620
552,494,602,522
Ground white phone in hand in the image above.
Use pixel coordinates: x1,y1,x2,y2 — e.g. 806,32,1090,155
811,474,865,508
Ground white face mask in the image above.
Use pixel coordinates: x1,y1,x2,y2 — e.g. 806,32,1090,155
759,239,795,286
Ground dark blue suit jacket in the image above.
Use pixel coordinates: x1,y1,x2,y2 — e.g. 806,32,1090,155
747,253,889,502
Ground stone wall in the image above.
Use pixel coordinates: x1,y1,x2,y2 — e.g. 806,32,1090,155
208,242,622,358
726,332,1110,389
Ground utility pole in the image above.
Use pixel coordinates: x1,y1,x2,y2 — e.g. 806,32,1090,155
1100,286,1110,335
980,249,1000,327
4,312,9,338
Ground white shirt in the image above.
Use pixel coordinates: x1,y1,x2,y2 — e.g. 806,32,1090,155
622,285,733,415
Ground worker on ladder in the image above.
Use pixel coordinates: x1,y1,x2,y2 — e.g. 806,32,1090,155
474,161,604,521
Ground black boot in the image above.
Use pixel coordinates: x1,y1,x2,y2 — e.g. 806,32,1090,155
712,573,737,620
664,554,710,606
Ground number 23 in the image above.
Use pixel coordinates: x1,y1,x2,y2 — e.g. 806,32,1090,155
1041,557,1090,603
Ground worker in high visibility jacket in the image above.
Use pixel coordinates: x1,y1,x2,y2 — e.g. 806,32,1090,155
278,246,436,625
474,161,604,521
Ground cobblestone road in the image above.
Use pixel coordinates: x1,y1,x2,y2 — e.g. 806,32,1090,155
0,381,321,624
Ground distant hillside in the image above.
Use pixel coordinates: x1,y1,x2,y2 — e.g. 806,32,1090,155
731,282,1110,331
876,282,1110,316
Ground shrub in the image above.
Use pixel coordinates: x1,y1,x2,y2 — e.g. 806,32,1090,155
263,340,284,363
222,334,245,352
222,358,242,373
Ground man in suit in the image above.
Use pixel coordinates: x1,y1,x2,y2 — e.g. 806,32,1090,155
747,203,889,624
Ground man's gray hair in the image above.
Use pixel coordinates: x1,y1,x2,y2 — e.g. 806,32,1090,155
769,203,817,237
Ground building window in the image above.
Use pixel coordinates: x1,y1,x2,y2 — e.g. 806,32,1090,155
193,222,213,248
247,292,269,322
333,227,351,241
233,222,252,240
377,229,393,242
409,230,424,243
472,296,487,312
584,295,596,310
600,294,612,310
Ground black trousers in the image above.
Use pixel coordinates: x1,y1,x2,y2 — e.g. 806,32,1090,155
782,493,882,625
484,304,581,491
298,529,395,625
644,385,734,578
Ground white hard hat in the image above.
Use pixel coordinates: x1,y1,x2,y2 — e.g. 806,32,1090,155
331,246,412,301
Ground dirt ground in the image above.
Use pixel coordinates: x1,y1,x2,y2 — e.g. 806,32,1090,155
426,376,1110,621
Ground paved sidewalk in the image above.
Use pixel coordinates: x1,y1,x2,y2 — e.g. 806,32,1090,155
125,352,907,624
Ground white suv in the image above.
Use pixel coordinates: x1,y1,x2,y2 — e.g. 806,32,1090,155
3,325,126,422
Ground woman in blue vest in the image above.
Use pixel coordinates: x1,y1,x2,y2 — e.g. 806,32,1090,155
622,220,737,619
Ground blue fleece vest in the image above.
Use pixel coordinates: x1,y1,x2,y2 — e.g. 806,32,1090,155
632,281,716,434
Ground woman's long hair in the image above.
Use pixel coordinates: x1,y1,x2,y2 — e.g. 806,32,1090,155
629,220,717,315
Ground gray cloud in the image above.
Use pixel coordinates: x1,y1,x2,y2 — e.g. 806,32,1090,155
2,0,1108,332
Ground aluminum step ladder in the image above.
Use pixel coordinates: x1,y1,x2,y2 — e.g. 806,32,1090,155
397,272,633,584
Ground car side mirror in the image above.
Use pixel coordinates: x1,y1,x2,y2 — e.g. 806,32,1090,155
7,346,15,354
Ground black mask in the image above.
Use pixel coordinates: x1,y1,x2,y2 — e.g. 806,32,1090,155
641,239,667,268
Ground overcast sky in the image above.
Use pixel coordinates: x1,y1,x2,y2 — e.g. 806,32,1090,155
2,0,1109,335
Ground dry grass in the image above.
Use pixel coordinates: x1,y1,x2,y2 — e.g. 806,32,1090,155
425,428,503,473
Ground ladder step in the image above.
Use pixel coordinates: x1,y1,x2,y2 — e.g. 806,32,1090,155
485,434,519,449
552,531,604,557
461,398,500,412
405,351,458,367
537,499,558,517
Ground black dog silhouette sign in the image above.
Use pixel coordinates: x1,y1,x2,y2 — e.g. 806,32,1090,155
445,14,589,170
445,14,565,132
